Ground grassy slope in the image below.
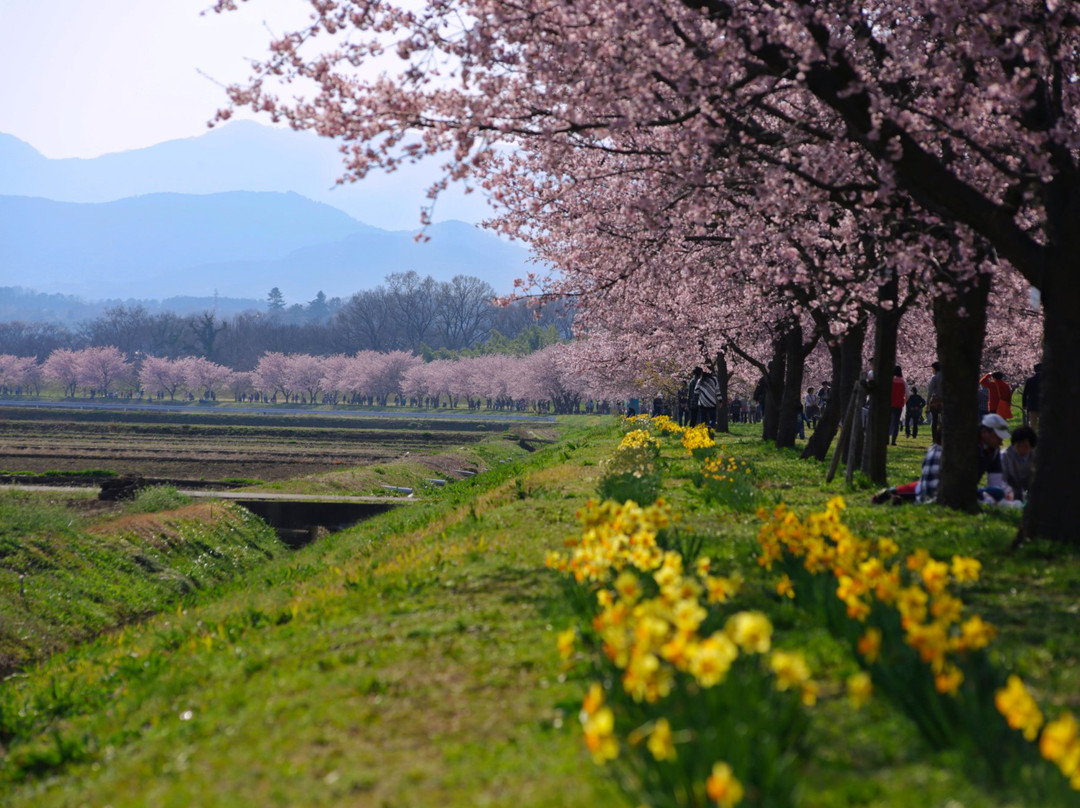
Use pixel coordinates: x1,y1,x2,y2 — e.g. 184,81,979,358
1,418,1078,806
0,492,287,675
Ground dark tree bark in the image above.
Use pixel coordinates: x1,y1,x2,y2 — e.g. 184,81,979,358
1022,179,1080,541
803,317,867,462
761,337,787,443
933,272,991,511
861,275,902,486
713,351,730,433
775,325,804,448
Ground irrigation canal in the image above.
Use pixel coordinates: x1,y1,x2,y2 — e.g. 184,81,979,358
1,485,410,547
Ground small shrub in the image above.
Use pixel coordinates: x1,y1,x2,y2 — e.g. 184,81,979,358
126,486,192,514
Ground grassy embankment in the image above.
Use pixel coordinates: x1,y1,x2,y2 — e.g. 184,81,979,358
1,417,1078,807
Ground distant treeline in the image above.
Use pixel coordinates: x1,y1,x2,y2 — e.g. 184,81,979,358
0,272,573,369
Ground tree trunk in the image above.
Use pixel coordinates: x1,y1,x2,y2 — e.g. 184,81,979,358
761,338,787,443
862,279,902,486
776,324,806,449
828,377,861,483
933,275,990,512
1023,202,1080,541
803,318,866,461
714,352,730,433
847,375,868,487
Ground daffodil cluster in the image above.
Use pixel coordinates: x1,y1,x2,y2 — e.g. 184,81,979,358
648,414,686,436
758,497,991,695
995,674,1080,791
552,496,813,807
622,412,653,431
1041,712,1080,790
598,430,664,504
619,428,662,455
758,498,1080,801
695,453,761,512
681,424,716,456
546,498,674,584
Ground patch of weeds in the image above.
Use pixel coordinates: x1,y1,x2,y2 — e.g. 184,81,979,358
125,486,192,514
0,491,83,540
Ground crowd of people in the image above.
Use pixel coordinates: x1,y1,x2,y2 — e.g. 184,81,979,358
656,358,1042,510
872,361,1042,508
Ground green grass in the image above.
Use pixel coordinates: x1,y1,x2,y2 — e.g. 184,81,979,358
125,485,193,513
0,417,1076,806
0,492,285,676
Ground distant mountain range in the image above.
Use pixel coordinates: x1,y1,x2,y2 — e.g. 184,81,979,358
0,121,492,229
0,122,541,308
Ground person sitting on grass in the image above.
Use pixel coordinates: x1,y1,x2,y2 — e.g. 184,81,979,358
1001,425,1038,502
872,413,1012,505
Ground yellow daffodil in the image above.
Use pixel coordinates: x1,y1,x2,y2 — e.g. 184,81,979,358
583,706,619,764
557,628,576,660
847,672,873,708
726,611,772,654
647,718,677,761
769,649,812,692
689,633,738,687
857,628,882,664
996,675,1044,741
776,574,795,599
705,761,745,807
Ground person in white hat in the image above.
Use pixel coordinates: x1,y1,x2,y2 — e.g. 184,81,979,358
873,411,1012,505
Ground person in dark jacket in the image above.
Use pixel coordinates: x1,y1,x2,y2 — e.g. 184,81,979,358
905,386,927,439
1022,363,1041,432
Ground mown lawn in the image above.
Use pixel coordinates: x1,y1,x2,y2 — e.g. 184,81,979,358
1,417,1077,806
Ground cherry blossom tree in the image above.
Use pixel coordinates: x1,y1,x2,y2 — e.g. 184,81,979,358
514,345,588,413
282,353,326,403
75,347,132,396
252,352,294,401
138,356,189,400
181,357,235,400
215,0,1079,539
43,349,82,398
368,351,422,405
0,355,41,395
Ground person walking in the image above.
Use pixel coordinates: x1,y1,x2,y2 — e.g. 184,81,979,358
926,361,944,441
695,366,720,429
890,365,907,445
803,387,820,430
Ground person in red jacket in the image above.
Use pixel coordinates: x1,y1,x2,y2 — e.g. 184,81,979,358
980,371,1013,420
890,365,908,446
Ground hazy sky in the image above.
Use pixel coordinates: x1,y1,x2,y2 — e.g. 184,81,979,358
0,0,309,159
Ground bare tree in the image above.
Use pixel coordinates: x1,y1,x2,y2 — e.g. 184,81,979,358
332,288,398,352
386,271,440,351
436,276,495,350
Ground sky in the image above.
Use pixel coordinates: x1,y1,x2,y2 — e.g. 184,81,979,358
0,0,312,159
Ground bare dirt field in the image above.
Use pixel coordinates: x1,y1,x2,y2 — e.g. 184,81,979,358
0,403,525,483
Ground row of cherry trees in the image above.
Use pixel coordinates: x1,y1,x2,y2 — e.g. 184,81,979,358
0,346,609,413
212,0,1074,540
